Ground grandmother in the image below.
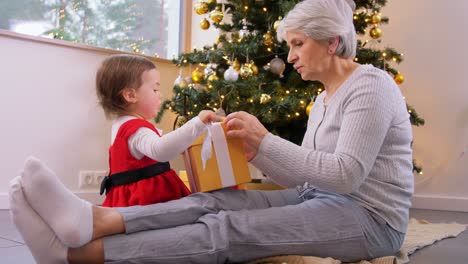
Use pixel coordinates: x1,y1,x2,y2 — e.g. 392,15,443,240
9,0,413,263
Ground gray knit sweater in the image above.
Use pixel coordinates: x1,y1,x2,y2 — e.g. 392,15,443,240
251,64,414,233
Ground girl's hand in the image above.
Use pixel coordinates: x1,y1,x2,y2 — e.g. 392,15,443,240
198,110,221,124
224,111,269,161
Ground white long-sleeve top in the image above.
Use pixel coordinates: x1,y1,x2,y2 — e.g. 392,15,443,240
111,116,206,162
251,64,414,233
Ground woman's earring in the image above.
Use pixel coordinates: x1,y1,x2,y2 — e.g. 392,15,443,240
328,49,334,55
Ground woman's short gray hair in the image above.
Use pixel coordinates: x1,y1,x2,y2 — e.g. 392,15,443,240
277,0,357,59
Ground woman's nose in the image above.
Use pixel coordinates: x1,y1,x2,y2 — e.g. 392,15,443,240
287,49,297,63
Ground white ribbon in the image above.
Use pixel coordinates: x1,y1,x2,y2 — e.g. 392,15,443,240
201,122,236,187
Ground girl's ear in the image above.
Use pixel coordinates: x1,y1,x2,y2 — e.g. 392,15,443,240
121,88,138,104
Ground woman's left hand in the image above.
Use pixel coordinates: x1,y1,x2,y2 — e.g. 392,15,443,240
224,111,269,161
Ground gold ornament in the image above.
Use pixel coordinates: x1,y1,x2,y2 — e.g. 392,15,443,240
232,58,241,71
207,74,219,82
240,64,253,79
206,0,217,4
263,31,274,46
200,18,210,30
250,63,259,75
194,2,209,15
191,68,204,83
369,26,382,39
306,101,314,116
209,6,224,23
394,73,405,85
260,94,271,104
371,14,381,24
273,16,282,31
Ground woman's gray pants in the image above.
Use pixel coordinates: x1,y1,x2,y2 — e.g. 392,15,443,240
104,186,404,263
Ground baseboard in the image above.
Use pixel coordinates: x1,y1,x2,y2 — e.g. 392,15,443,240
0,190,104,209
411,194,468,212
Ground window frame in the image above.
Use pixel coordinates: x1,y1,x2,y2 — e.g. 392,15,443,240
0,0,191,62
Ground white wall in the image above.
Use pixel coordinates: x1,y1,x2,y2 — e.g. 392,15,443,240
191,0,468,211
0,32,179,208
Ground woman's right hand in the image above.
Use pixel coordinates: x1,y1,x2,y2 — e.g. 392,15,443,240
224,111,269,161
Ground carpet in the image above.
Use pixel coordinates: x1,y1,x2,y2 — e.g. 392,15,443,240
247,218,467,264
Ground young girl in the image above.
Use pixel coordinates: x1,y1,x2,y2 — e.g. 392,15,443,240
95,54,218,207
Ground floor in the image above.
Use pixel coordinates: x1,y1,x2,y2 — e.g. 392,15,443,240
0,209,466,263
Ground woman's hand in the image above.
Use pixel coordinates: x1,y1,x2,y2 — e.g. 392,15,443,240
198,110,222,124
224,111,269,161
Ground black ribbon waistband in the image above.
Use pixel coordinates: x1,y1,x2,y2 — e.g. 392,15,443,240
100,162,170,195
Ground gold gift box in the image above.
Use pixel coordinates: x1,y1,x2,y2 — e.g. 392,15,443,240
183,123,251,192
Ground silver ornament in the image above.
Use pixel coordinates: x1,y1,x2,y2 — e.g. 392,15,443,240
270,56,286,77
174,75,188,88
224,66,239,81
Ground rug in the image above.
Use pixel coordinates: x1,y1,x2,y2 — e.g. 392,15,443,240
247,218,467,264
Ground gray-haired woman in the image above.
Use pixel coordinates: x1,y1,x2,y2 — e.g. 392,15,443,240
9,0,412,263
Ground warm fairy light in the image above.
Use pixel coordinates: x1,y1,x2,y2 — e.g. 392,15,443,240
288,114,291,118
221,95,225,99
365,18,369,22
213,108,217,111
300,100,305,104
382,52,387,57
354,15,358,20
194,104,198,107
401,53,404,56
169,106,172,110
419,171,424,175
206,103,210,106
244,6,248,10
286,90,290,94
267,47,272,52
263,7,267,12
295,112,300,116
354,58,358,61
249,99,254,103
208,84,213,89
392,57,397,62
408,110,412,113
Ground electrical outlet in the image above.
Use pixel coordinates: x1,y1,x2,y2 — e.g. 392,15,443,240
78,171,95,189
79,170,108,189
94,171,108,186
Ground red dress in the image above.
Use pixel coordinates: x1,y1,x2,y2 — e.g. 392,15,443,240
102,119,191,207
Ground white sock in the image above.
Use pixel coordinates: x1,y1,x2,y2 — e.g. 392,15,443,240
9,176,68,264
20,156,93,248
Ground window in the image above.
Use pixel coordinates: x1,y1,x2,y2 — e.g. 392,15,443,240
0,0,183,59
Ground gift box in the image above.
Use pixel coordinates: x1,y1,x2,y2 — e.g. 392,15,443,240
183,122,251,192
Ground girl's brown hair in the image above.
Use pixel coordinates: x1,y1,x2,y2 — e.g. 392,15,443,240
96,54,156,118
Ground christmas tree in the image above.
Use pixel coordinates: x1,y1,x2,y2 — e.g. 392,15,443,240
157,0,425,173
